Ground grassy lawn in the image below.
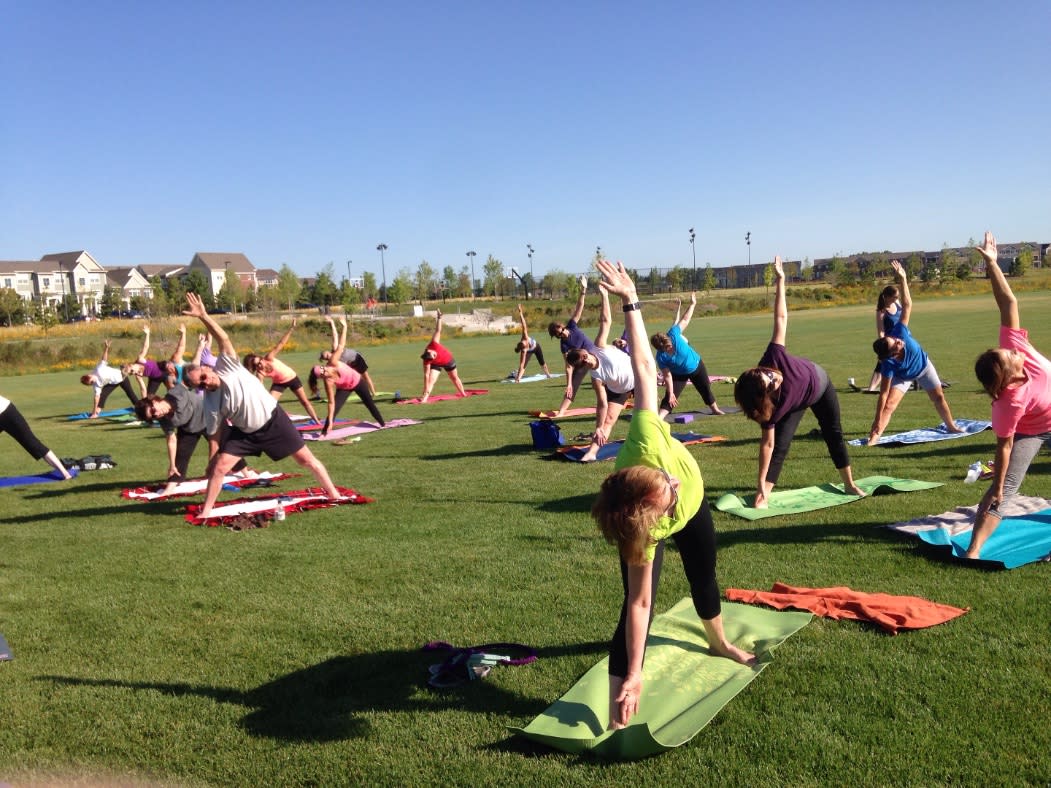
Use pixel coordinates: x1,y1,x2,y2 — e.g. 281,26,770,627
1,290,1049,786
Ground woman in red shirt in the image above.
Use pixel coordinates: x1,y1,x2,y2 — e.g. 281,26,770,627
420,310,466,402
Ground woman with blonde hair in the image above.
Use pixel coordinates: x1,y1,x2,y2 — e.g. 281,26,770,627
966,231,1051,559
590,259,753,732
734,257,864,508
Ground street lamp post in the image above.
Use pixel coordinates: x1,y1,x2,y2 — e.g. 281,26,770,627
526,244,534,299
466,250,476,299
689,228,696,288
746,232,751,267
376,244,388,304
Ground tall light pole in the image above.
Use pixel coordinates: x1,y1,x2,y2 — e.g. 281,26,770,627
689,228,696,288
466,250,476,299
346,259,352,285
526,244,534,299
376,244,388,304
745,232,751,267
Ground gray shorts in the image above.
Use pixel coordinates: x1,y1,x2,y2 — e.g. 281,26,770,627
892,359,942,392
987,430,1051,518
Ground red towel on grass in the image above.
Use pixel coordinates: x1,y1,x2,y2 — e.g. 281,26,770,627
725,583,968,635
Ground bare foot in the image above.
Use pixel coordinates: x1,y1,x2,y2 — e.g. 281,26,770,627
844,484,866,497
711,641,756,665
710,406,726,415
946,423,965,433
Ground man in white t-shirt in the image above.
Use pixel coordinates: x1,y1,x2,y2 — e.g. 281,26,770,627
564,286,636,462
79,340,140,417
181,293,340,519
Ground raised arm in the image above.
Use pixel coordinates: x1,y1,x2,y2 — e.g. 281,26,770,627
891,260,912,326
770,257,787,346
569,275,588,324
976,231,1018,329
100,339,112,364
331,316,348,363
169,324,187,363
517,304,529,340
267,317,298,360
676,292,697,331
593,286,613,348
192,334,208,366
596,260,656,413
673,298,682,326
431,309,444,344
182,293,235,357
325,315,340,352
875,307,887,338
136,324,151,363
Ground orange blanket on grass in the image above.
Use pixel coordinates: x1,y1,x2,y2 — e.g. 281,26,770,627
725,583,968,635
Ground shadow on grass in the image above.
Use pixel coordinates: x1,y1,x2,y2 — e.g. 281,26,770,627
40,640,609,743
420,443,534,460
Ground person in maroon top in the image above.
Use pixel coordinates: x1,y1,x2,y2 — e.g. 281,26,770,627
420,309,466,402
734,257,864,509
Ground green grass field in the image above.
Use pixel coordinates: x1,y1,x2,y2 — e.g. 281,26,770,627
1,291,1049,786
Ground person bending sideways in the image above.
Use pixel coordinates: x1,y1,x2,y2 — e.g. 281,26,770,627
181,292,340,519
651,291,726,418
966,231,1051,559
735,257,864,509
513,304,553,382
80,340,140,417
314,315,386,435
419,309,466,402
243,318,321,424
565,285,635,462
548,276,597,416
868,259,962,445
589,258,754,731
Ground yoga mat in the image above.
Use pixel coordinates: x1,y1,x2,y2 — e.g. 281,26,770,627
559,433,726,462
295,418,349,432
726,583,968,635
122,471,296,500
849,418,991,446
0,468,78,487
665,406,742,421
184,486,373,526
502,373,564,384
0,633,11,661
67,407,133,421
714,475,943,521
509,598,811,760
302,418,421,441
395,389,488,405
529,407,596,419
885,496,1051,569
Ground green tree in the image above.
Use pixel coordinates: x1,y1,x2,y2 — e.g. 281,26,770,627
388,268,413,304
312,264,339,309
828,256,849,288
164,275,186,312
147,276,170,316
667,265,686,293
101,286,123,315
939,246,959,284
800,257,812,282
0,288,26,326
34,300,59,333
703,263,716,294
905,254,923,280
415,260,437,300
763,263,774,293
541,269,568,299
183,270,212,304
361,271,377,300
455,267,472,298
1011,245,1033,277
483,255,504,297
276,265,302,311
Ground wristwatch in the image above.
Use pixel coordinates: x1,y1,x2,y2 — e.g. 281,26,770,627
622,302,642,313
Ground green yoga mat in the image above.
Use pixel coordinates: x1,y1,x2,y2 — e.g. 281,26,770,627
510,599,811,760
714,475,943,521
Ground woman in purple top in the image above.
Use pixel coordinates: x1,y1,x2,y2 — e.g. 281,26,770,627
548,275,599,416
734,257,864,509
123,324,185,396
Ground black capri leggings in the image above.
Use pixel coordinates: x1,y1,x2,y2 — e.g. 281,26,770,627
528,344,547,368
609,496,720,677
660,358,717,412
332,381,386,427
0,402,50,461
98,377,140,410
766,375,851,485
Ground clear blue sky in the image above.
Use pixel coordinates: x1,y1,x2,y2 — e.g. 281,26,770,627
2,1,1048,282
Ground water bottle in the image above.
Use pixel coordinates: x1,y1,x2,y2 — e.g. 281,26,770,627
964,462,982,484
274,497,288,521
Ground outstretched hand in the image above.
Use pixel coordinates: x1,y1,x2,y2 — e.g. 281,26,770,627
975,230,998,265
595,260,637,301
772,256,784,280
183,292,208,319
291,317,298,328
689,292,697,306
578,274,588,291
142,323,151,335
890,259,905,279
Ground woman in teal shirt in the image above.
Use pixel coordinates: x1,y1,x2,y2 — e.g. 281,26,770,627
590,260,754,731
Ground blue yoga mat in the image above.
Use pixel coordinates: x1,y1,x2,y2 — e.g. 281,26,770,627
66,407,133,421
913,509,1051,569
849,418,991,446
0,468,79,487
560,433,724,462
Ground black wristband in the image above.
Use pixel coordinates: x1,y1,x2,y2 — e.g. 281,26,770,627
622,302,642,313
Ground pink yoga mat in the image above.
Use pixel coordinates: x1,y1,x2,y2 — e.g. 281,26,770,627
395,389,488,405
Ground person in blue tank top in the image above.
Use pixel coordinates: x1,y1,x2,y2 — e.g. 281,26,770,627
650,291,726,417
868,260,962,445
548,275,599,416
855,285,902,393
